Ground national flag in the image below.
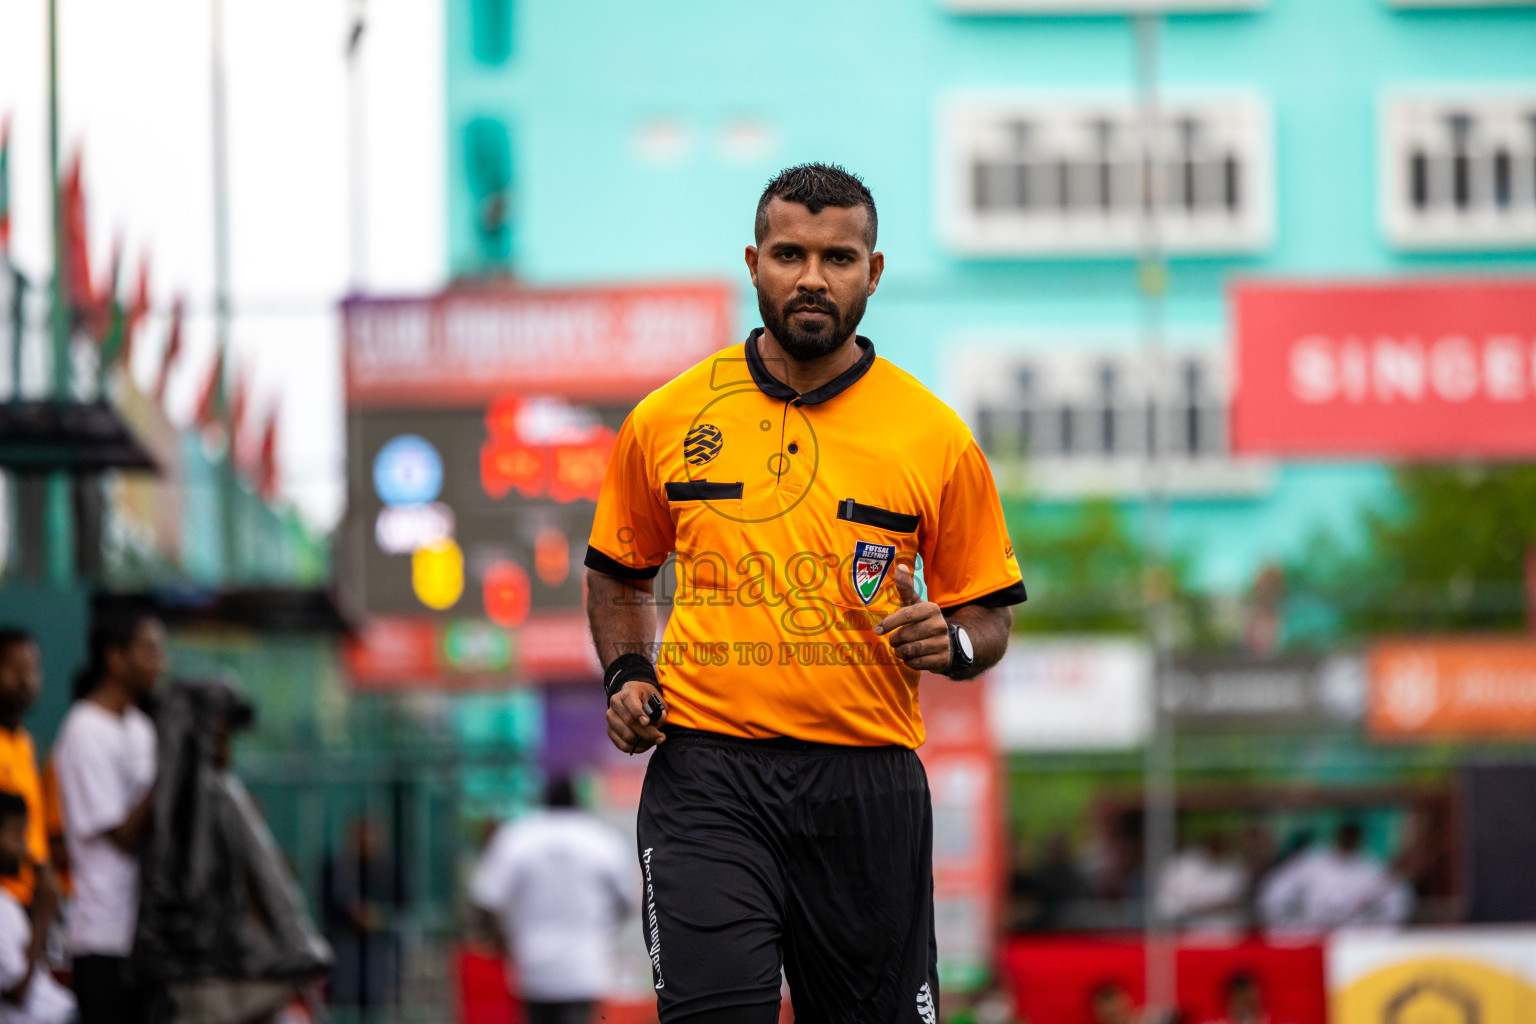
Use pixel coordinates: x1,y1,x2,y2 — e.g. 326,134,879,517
95,239,127,369
94,237,121,338
0,117,12,257
193,344,225,432
228,360,249,465
257,407,280,500
153,295,185,403
61,154,93,317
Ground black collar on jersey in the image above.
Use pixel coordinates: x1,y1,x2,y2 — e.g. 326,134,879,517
745,328,875,406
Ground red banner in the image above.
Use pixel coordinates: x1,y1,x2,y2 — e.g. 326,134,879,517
1232,280,1536,459
1002,937,1326,1024
343,281,735,408
918,674,1004,992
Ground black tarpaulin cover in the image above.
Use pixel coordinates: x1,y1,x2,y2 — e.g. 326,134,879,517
133,680,332,984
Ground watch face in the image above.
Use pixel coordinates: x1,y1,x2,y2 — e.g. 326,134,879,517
957,626,974,661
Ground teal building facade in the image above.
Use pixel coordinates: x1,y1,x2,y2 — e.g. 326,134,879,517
443,0,1536,595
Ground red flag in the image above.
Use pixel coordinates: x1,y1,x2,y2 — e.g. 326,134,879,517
61,154,93,316
228,360,249,464
193,345,225,431
92,236,122,340
257,408,280,500
153,295,184,403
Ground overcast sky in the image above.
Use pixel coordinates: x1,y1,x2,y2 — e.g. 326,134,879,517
0,0,445,529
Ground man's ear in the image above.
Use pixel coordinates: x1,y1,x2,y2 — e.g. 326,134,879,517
745,245,759,288
867,251,885,296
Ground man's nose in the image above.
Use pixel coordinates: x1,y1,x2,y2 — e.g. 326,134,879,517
796,256,828,294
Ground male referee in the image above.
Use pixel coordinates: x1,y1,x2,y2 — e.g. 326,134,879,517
585,163,1025,1024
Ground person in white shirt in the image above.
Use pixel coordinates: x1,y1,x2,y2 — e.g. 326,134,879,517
0,789,75,1024
53,616,164,1024
469,777,637,1024
1258,822,1411,936
1156,830,1248,934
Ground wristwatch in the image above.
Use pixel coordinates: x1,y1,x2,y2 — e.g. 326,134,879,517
946,622,974,677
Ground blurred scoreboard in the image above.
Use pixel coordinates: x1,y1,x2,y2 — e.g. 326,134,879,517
342,282,732,688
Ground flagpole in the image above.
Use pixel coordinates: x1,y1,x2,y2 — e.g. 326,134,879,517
211,0,238,579
347,0,368,293
44,0,74,584
48,0,67,400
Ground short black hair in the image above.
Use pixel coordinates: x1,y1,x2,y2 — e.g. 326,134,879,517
74,613,159,701
0,629,33,661
755,163,877,250
545,776,577,809
0,790,27,828
1090,981,1128,1003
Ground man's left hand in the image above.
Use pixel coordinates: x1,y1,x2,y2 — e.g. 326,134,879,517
874,564,952,673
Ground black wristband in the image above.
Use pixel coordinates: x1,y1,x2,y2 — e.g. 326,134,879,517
603,652,659,700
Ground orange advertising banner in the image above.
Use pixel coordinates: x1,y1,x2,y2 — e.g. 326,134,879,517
1368,638,1536,741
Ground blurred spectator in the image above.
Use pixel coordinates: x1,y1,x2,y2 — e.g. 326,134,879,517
1201,971,1292,1024
1238,824,1276,928
1156,830,1246,934
1258,822,1411,934
54,615,165,1024
1010,833,1088,931
469,776,636,1024
1025,833,1088,930
1391,809,1449,922
1007,834,1041,931
1107,818,1147,905
1089,981,1144,1024
321,817,405,1022
38,763,67,900
0,632,60,944
0,789,75,1024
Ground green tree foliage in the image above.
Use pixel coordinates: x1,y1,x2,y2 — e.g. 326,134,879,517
1006,497,1218,647
1289,464,1536,637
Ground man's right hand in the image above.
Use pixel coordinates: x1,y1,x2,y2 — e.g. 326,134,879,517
607,679,667,754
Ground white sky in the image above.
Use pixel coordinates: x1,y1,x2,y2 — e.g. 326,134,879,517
0,0,445,529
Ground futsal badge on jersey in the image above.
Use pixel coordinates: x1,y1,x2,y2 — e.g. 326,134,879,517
852,541,895,606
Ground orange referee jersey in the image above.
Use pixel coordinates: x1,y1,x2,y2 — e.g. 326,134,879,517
0,726,48,904
586,331,1026,748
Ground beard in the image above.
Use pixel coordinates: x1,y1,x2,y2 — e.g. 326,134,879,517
757,287,867,363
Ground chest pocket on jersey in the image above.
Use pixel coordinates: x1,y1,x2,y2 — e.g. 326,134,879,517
835,498,919,534
831,498,921,612
666,481,744,501
668,480,743,594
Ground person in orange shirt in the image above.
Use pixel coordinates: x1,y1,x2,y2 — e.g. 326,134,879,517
0,630,61,967
586,164,1025,1024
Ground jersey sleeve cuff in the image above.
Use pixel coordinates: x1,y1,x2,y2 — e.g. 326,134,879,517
939,579,1028,614
584,545,664,581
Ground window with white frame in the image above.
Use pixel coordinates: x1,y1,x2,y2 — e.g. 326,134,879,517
940,95,1272,255
953,345,1271,497
1381,92,1536,249
942,0,1262,10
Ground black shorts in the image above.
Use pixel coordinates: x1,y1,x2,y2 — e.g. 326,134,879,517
636,726,939,1024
